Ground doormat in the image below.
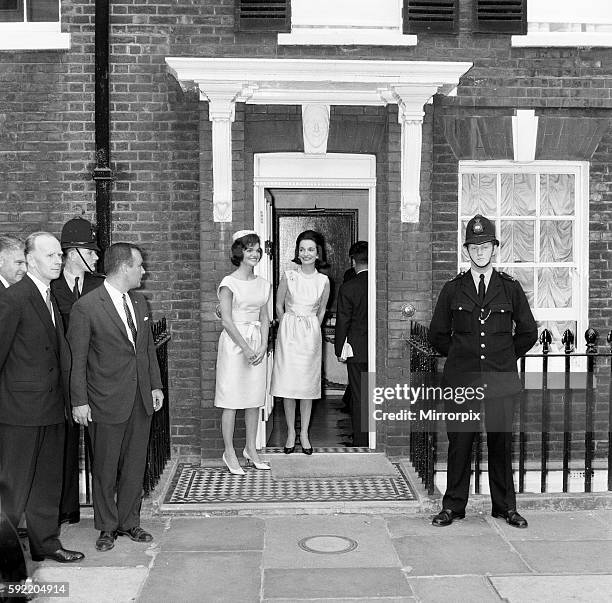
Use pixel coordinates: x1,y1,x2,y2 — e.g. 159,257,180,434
163,462,416,504
269,453,397,480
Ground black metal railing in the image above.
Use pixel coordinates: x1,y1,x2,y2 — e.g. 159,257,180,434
79,317,171,503
407,320,612,496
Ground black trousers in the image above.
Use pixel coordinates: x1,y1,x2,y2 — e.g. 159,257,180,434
59,419,82,520
442,395,517,514
0,422,64,556
347,361,369,447
89,391,152,532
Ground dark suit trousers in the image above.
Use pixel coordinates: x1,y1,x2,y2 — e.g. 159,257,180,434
347,361,368,447
59,419,83,518
442,395,517,514
89,390,152,532
0,422,64,556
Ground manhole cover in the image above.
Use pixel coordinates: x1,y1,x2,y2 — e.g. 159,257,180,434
298,535,358,555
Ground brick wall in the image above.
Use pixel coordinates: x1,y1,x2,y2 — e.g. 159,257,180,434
0,0,611,459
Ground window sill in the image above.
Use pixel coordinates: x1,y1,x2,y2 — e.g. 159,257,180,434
278,29,417,46
0,28,71,51
512,32,612,47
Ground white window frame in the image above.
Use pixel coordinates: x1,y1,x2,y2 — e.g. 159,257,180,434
0,0,70,50
513,0,612,47
458,160,589,354
277,0,416,46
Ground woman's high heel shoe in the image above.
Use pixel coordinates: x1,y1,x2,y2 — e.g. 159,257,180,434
222,452,246,475
242,449,271,470
283,446,295,454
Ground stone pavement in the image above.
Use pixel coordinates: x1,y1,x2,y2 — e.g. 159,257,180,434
24,508,612,602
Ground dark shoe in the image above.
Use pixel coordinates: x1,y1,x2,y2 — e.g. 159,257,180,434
32,547,85,563
59,512,80,525
283,446,295,454
302,447,313,455
432,509,465,527
492,509,528,529
117,526,153,543
95,531,117,551
17,527,28,539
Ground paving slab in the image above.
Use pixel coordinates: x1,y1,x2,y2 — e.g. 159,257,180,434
394,535,530,576
509,540,612,574
263,568,413,600
158,517,265,551
138,551,261,603
34,566,148,603
407,576,502,603
488,511,612,540
385,513,493,538
263,515,401,569
490,575,612,603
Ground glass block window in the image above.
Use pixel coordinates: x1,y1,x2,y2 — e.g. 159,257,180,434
458,161,589,356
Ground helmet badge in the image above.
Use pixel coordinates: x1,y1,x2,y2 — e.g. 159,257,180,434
472,217,483,235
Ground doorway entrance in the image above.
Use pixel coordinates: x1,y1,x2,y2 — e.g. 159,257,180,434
253,153,377,451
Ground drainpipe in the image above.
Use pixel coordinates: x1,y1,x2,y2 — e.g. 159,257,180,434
92,0,113,260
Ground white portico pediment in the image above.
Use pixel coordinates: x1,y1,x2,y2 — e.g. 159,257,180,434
165,57,472,223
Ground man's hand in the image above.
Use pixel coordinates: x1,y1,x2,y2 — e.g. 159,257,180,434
337,356,347,364
72,404,92,426
152,389,164,412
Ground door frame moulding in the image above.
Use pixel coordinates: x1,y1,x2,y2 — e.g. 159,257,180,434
253,152,377,449
165,57,472,224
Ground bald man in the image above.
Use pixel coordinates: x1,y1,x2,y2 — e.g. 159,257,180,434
0,232,84,563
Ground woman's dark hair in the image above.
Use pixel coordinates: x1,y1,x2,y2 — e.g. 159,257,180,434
291,230,329,269
231,233,262,266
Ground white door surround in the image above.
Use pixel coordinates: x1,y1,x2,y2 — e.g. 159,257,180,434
253,152,377,449
165,57,472,224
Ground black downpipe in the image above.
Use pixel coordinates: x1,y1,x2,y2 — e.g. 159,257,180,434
92,0,113,263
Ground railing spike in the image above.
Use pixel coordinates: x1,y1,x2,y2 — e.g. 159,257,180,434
561,329,575,354
585,328,598,354
540,328,552,354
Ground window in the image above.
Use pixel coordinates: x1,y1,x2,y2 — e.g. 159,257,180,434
277,0,416,46
0,0,70,50
458,161,589,357
512,0,612,47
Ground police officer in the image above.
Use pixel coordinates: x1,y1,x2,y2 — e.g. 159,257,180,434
429,215,537,529
51,217,104,525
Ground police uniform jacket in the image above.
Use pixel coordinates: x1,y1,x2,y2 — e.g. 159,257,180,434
429,269,537,397
51,271,104,330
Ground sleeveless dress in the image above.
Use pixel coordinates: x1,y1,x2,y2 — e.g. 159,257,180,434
214,275,271,409
270,269,329,400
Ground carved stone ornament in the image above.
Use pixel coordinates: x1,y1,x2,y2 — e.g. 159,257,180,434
302,104,330,154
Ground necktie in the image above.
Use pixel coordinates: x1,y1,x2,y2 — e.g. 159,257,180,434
478,274,486,305
73,276,80,300
122,294,137,345
45,288,54,323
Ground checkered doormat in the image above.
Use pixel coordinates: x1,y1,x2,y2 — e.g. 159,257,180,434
164,454,416,505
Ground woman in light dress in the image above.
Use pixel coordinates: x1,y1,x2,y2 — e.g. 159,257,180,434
271,230,330,455
214,230,271,474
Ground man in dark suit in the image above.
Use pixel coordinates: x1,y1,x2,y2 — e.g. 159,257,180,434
0,235,26,289
68,243,163,552
335,241,369,447
429,215,537,529
52,217,104,526
0,232,84,563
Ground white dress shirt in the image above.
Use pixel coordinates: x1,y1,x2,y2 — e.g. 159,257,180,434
470,267,493,296
104,280,137,346
0,274,9,288
27,272,55,326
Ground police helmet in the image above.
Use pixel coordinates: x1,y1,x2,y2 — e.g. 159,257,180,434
463,215,499,247
60,217,100,251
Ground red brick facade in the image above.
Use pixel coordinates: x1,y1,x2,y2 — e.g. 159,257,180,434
1,0,610,460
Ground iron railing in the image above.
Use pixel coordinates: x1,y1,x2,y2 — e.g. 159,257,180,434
407,320,612,496
79,317,171,503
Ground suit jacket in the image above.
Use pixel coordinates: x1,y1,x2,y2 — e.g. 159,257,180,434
0,276,70,426
334,270,368,364
429,269,538,397
51,271,104,330
67,285,162,424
